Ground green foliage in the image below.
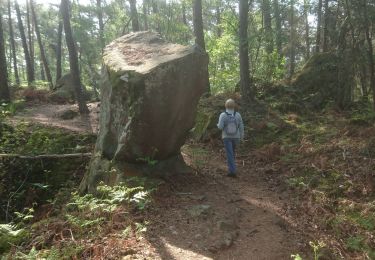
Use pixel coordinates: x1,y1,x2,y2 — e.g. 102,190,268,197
291,253,303,260
0,123,95,222
64,180,156,235
12,244,84,260
309,240,326,260
0,224,29,254
207,32,239,93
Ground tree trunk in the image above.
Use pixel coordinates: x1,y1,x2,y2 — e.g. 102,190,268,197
30,0,53,89
40,61,45,81
239,0,252,101
0,14,10,102
182,1,187,26
60,0,89,114
215,2,222,37
262,0,273,54
143,0,149,30
8,0,20,85
193,0,205,50
56,20,63,82
15,0,35,85
322,0,329,52
362,0,375,109
273,0,282,58
129,0,140,32
315,0,323,52
336,17,353,109
304,0,310,60
289,0,296,79
26,0,35,81
193,0,210,95
96,0,105,51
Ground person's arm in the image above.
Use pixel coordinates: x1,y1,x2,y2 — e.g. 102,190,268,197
238,114,244,140
217,113,225,130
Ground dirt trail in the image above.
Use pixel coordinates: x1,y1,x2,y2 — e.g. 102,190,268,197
10,102,100,133
142,145,309,260
10,103,310,259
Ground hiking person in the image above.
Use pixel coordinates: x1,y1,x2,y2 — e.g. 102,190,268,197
217,99,244,177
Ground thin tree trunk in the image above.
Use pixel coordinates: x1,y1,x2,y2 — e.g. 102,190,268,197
193,0,210,95
56,21,63,82
304,0,310,59
96,0,105,51
143,0,149,30
362,0,375,109
0,13,10,102
40,61,45,81
215,2,222,37
8,0,20,85
322,0,329,51
262,0,273,54
61,0,89,114
273,0,282,58
182,1,187,25
15,0,34,85
26,0,35,79
129,0,140,32
315,0,323,52
193,0,205,50
289,0,296,79
30,0,53,89
239,0,252,101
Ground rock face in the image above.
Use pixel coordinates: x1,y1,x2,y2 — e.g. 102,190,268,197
80,31,208,193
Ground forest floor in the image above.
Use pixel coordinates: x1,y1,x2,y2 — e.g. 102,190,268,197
2,97,375,259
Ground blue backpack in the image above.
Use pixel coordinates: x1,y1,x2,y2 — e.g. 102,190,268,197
224,112,238,135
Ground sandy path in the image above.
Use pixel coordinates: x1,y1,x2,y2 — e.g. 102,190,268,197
10,102,100,134
144,145,310,260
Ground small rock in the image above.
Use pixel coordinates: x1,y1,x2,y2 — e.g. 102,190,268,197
187,204,211,217
190,195,206,201
217,220,238,232
194,233,202,239
58,109,78,120
123,248,137,256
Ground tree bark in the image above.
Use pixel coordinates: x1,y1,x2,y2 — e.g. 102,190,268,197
273,0,282,58
193,0,205,50
26,0,35,81
322,0,329,52
215,2,222,37
304,0,310,59
129,0,140,32
56,20,63,82
8,0,20,85
0,13,10,102
315,0,323,52
60,0,89,114
15,0,35,85
143,0,149,30
262,0,273,54
96,0,105,51
289,0,296,79
239,0,253,101
30,0,53,89
193,0,210,95
362,0,375,109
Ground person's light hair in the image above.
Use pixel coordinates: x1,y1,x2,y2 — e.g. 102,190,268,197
225,99,236,109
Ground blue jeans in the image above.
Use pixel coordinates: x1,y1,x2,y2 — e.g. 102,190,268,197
223,138,239,175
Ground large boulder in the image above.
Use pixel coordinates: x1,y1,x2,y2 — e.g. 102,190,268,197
80,31,208,193
292,52,339,109
49,73,92,103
